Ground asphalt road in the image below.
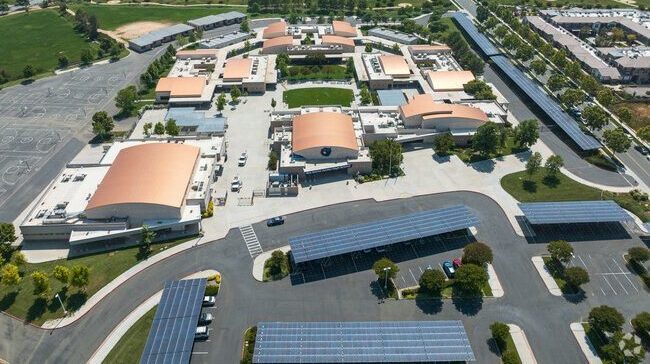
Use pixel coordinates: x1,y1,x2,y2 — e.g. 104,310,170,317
0,192,646,364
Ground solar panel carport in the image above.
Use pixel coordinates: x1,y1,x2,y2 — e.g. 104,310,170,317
490,55,601,151
289,205,479,264
140,278,207,364
519,201,633,225
253,321,475,363
452,12,502,57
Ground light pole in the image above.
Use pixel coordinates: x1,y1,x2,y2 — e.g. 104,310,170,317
55,293,68,316
383,267,391,290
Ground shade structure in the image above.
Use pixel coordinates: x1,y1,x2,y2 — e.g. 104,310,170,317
518,200,633,225
452,12,501,56
140,278,207,364
289,205,479,264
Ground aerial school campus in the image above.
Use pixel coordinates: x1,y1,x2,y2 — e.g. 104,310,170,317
1,0,650,362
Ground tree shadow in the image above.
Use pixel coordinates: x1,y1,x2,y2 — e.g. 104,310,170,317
451,287,484,316
563,290,587,304
67,291,88,312
415,294,443,315
542,175,560,188
26,297,48,323
20,79,34,85
0,291,18,311
369,280,385,300
522,180,537,193
487,337,502,355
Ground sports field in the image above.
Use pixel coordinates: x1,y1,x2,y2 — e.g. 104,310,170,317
74,4,244,30
0,10,89,80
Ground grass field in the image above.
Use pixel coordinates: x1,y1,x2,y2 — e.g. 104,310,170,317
0,236,195,325
73,4,244,30
0,10,90,80
285,65,350,81
103,306,157,364
614,102,650,131
283,87,354,108
451,136,526,163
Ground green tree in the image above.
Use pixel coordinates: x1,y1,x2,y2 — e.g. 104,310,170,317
23,64,36,79
515,44,534,61
580,75,600,96
153,122,165,135
530,59,546,76
525,152,542,178
547,74,567,92
271,98,276,110
551,49,567,67
419,269,446,293
364,43,372,53
565,61,582,80
1,264,20,287
31,271,50,297
140,225,156,256
463,80,496,100
628,247,650,263
454,264,488,293
240,19,250,32
582,105,609,131
10,251,25,267
80,48,94,65
143,122,152,136
618,108,634,127
372,258,399,281
476,5,489,22
462,242,493,266
564,266,590,289
433,133,454,156
15,0,29,10
216,92,226,112
603,127,631,153
494,25,507,39
596,88,615,107
115,85,138,115
266,251,288,277
57,54,69,69
165,118,179,136
0,223,17,262
359,85,372,105
490,321,510,349
548,240,573,264
70,265,90,291
230,86,241,103
638,125,650,142
0,0,9,13
52,265,71,285
632,312,650,341
369,140,403,176
560,89,585,108
91,111,114,140
391,43,400,54
589,305,625,334
544,155,564,178
514,119,539,148
472,122,500,156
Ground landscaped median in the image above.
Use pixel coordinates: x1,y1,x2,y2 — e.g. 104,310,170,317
252,246,291,282
490,322,538,364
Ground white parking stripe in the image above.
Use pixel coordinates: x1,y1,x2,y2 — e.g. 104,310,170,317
409,268,418,285
606,260,629,295
602,275,618,295
612,258,639,293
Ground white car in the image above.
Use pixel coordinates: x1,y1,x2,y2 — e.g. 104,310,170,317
238,152,248,167
202,295,216,306
231,176,243,192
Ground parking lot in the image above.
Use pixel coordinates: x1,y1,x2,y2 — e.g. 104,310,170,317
190,303,219,362
567,253,643,297
521,221,632,244
290,230,473,285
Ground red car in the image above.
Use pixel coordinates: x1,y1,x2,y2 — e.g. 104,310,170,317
452,258,462,269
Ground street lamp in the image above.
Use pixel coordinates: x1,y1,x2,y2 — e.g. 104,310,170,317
383,267,392,290
55,293,68,316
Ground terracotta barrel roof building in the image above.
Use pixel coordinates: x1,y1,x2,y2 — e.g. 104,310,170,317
292,112,358,160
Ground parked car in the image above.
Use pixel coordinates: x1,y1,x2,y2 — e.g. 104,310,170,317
238,152,248,166
452,258,462,269
195,326,209,340
231,176,242,192
198,312,213,325
267,216,285,226
442,261,455,279
635,145,649,155
202,295,216,306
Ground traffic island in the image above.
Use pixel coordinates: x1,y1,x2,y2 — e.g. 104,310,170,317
240,326,257,364
252,246,291,282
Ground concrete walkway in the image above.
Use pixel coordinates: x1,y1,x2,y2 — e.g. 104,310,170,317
531,256,562,296
508,324,537,364
87,270,217,364
570,322,603,364
487,263,504,298
252,246,291,282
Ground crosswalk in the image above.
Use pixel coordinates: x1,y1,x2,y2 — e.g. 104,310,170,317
239,225,263,258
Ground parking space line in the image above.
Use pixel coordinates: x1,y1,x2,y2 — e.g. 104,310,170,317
606,260,629,295
601,275,618,295
611,258,639,293
192,352,209,355
408,268,418,286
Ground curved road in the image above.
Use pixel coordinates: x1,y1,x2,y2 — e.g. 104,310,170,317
0,192,646,363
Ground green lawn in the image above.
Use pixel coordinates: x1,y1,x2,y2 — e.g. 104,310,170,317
103,306,157,364
0,236,195,325
73,4,244,30
0,10,90,80
501,168,650,221
283,87,354,108
285,65,351,81
503,333,523,364
401,279,492,299
451,136,526,164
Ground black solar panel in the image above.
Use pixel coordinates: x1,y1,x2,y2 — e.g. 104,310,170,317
452,12,502,56
289,205,479,264
140,278,207,364
253,321,476,363
519,200,633,224
490,55,601,151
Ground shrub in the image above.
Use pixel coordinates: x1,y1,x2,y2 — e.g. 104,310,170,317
205,284,219,296
454,264,488,293
202,200,214,218
629,247,650,263
418,269,446,293
632,312,650,341
547,240,573,264
564,266,590,289
461,242,493,266
490,321,509,348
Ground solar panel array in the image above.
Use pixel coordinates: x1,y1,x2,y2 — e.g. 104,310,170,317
519,200,633,225
289,205,479,264
140,278,207,364
452,12,502,56
253,321,475,363
490,55,601,151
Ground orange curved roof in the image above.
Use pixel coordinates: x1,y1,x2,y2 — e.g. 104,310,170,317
400,94,488,121
332,20,357,37
262,36,294,50
292,112,357,153
321,35,355,47
86,143,200,211
263,21,287,38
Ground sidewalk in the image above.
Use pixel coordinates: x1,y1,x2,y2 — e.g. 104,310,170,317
570,322,603,364
87,270,217,364
508,324,537,364
486,263,504,297
531,256,562,296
